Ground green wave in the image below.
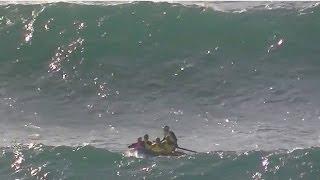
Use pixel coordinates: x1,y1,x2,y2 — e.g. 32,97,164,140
1,144,320,179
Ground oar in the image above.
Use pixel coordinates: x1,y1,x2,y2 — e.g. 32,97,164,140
177,147,198,153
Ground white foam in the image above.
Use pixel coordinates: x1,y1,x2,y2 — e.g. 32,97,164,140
1,1,318,13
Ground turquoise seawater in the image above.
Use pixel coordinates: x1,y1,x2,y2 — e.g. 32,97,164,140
2,144,320,179
1,2,320,179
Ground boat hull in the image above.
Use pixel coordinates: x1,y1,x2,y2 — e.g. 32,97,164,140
125,148,185,158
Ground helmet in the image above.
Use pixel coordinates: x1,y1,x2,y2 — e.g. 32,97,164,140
144,134,149,140
163,125,170,132
155,137,161,143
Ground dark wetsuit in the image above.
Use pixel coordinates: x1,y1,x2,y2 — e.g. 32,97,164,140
162,131,178,151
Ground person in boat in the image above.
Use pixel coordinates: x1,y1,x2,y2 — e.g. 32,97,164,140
128,137,145,150
150,137,166,154
143,134,152,150
161,125,178,152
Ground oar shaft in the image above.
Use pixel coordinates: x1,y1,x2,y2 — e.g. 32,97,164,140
177,147,197,153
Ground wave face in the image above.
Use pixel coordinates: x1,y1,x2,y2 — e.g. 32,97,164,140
1,2,320,179
1,144,320,180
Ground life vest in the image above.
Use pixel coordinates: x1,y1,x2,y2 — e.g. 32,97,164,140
150,144,165,154
161,141,175,153
144,141,152,150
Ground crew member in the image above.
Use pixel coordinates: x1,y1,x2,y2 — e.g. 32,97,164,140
161,125,178,152
143,134,152,150
128,137,145,150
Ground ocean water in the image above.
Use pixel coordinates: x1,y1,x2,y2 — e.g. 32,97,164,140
1,1,320,179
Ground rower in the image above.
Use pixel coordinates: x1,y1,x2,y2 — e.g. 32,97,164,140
150,137,165,154
143,134,152,150
128,137,145,150
161,125,178,152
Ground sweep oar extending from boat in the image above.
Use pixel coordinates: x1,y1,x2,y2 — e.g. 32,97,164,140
177,147,197,153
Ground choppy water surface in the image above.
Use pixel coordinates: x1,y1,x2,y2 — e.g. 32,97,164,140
1,1,320,179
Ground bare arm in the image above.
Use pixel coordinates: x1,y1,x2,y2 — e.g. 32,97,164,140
128,143,136,148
